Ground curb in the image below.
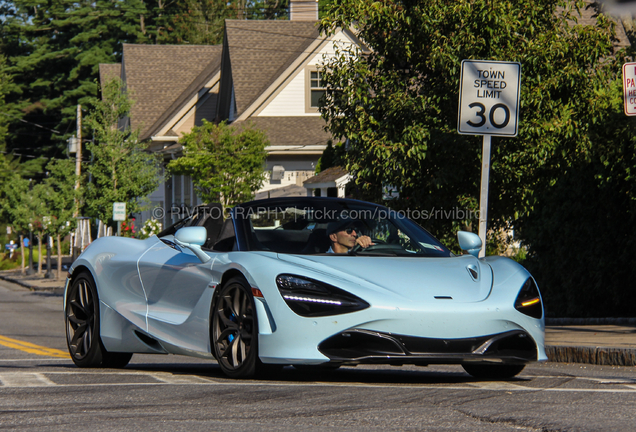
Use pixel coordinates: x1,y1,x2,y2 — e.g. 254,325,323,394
0,273,65,292
546,318,636,326
546,346,636,367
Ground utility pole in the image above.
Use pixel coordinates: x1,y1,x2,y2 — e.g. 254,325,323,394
72,105,82,261
75,104,82,196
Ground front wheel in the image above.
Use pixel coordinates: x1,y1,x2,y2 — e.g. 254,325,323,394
212,277,260,378
462,363,525,380
65,271,132,368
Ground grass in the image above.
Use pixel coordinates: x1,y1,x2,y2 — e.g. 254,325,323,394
0,249,42,271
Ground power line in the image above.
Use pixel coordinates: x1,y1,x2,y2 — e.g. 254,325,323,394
0,112,62,135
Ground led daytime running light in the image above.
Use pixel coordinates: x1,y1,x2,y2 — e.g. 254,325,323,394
283,295,342,305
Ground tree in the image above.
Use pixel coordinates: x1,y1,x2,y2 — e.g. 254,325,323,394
84,78,162,224
1,178,45,274
315,140,346,173
39,159,79,280
0,55,9,150
319,1,636,316
159,1,291,45
0,0,186,160
167,120,268,209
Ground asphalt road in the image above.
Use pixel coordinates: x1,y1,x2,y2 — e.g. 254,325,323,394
1,281,635,431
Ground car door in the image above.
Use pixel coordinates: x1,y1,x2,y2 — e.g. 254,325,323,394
137,238,218,354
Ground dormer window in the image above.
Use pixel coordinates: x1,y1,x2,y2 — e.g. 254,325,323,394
306,67,326,113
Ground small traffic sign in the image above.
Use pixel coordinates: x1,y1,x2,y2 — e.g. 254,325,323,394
113,202,127,221
623,62,636,116
458,60,521,136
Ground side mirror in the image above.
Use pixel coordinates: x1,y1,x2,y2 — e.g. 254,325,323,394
174,227,211,263
457,231,482,258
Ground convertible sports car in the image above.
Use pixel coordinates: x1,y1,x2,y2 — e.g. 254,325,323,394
64,197,546,379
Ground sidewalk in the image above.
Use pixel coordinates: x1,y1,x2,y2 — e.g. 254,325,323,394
1,269,635,367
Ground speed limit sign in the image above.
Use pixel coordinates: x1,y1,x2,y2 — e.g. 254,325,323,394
458,60,521,136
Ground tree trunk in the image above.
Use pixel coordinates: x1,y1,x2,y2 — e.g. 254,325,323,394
38,235,42,274
57,234,62,280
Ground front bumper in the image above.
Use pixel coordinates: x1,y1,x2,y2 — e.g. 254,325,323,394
318,329,537,366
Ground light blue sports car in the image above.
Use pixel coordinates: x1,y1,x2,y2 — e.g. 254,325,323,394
64,197,546,379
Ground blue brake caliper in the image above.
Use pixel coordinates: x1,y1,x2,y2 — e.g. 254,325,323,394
228,313,237,343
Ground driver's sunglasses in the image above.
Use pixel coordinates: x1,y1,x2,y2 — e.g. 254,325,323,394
344,227,358,235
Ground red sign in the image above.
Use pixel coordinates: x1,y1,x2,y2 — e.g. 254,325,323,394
623,62,636,116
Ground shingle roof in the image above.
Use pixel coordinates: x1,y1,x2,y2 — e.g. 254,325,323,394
120,44,223,140
235,116,331,148
304,166,349,185
224,20,321,117
99,63,122,85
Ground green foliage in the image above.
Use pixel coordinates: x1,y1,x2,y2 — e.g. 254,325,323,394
84,78,162,224
167,120,268,208
137,218,163,239
0,55,8,149
2,177,46,233
315,140,346,173
0,0,161,158
0,0,292,161
319,0,636,316
167,0,289,44
39,158,80,238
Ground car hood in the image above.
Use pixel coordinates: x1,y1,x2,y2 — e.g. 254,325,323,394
277,254,493,303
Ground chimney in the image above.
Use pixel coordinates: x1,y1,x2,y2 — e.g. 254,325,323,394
289,0,318,21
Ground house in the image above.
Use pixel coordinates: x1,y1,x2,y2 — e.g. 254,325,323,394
98,0,628,229
303,166,351,198
99,0,363,228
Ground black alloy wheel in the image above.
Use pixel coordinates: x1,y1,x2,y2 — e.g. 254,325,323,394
212,277,261,378
462,363,525,380
65,271,132,368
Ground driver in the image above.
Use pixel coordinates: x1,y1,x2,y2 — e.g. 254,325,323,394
326,219,374,253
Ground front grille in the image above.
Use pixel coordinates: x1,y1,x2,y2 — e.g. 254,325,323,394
318,329,537,365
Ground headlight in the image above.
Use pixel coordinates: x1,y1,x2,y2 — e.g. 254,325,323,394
514,277,543,319
276,274,370,317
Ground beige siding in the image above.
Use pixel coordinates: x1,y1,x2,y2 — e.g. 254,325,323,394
175,111,195,135
257,70,310,116
308,30,355,66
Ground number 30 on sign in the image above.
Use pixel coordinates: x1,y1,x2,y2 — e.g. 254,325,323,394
458,60,521,137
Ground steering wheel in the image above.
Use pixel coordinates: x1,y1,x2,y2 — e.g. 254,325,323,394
348,239,394,255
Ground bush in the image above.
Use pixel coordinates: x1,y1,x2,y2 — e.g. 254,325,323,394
518,165,636,318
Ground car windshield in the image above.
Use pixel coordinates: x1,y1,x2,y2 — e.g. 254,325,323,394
235,199,451,257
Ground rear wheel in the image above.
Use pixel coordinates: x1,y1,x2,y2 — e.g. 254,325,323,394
212,277,261,378
65,271,132,368
462,363,525,380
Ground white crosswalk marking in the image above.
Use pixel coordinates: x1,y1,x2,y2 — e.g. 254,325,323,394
467,381,532,391
0,370,635,393
147,372,212,384
0,372,57,387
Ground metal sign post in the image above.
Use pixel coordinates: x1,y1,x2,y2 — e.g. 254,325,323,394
458,60,521,257
478,135,492,257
